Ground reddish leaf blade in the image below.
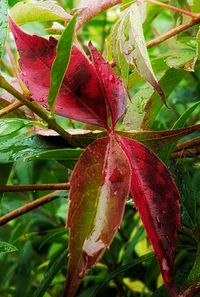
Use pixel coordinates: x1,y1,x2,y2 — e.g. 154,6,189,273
119,136,180,294
66,136,131,297
88,42,127,130
9,18,108,128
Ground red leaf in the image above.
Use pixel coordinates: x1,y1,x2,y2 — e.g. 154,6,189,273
9,17,108,128
119,136,180,294
66,136,131,297
88,42,127,129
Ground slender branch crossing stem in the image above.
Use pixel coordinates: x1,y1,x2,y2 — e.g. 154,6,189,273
147,0,200,18
0,183,70,192
174,137,200,151
179,282,200,297
0,75,76,145
146,17,200,48
0,191,64,226
0,100,23,117
76,0,122,30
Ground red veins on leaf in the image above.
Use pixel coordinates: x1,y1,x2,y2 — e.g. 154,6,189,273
10,18,180,297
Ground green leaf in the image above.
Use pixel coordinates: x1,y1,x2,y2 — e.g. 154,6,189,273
187,244,200,284
48,15,77,116
0,240,18,254
166,42,197,72
0,163,12,201
28,148,84,161
175,165,197,229
0,0,8,59
15,241,32,297
124,68,186,130
10,0,71,25
160,101,200,161
192,0,200,12
111,2,164,102
90,252,154,296
197,26,200,60
34,248,67,297
0,118,33,137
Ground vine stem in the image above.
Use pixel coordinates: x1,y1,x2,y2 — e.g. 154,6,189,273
0,75,76,146
0,190,65,226
147,0,200,18
146,17,200,48
178,282,200,297
0,183,70,192
76,0,122,30
0,100,23,117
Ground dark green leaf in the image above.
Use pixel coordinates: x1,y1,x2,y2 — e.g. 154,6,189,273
160,101,200,161
0,163,12,201
0,240,18,254
90,253,154,296
14,241,32,297
187,244,200,284
34,248,67,297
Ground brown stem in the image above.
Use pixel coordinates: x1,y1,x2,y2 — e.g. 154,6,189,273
0,183,70,192
147,0,200,18
179,282,200,297
0,100,23,117
76,0,122,31
0,190,64,226
174,137,200,152
0,75,76,146
171,145,200,159
179,225,198,242
146,17,200,48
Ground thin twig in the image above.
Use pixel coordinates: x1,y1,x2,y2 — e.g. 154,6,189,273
179,281,200,297
174,137,200,152
171,145,200,159
146,17,200,48
147,0,200,18
0,183,70,192
76,0,122,31
0,190,65,226
0,100,23,117
0,75,76,146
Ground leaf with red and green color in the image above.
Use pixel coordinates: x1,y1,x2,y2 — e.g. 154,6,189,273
89,42,127,129
9,18,108,128
66,136,131,297
119,136,180,295
111,2,165,104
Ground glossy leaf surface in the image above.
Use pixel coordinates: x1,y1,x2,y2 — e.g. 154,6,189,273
48,15,76,115
111,2,165,103
89,42,127,129
10,0,71,25
66,136,131,297
9,18,108,128
119,136,180,293
0,0,8,59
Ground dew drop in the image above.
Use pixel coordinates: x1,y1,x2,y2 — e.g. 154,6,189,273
156,216,161,228
109,74,115,83
161,258,169,272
